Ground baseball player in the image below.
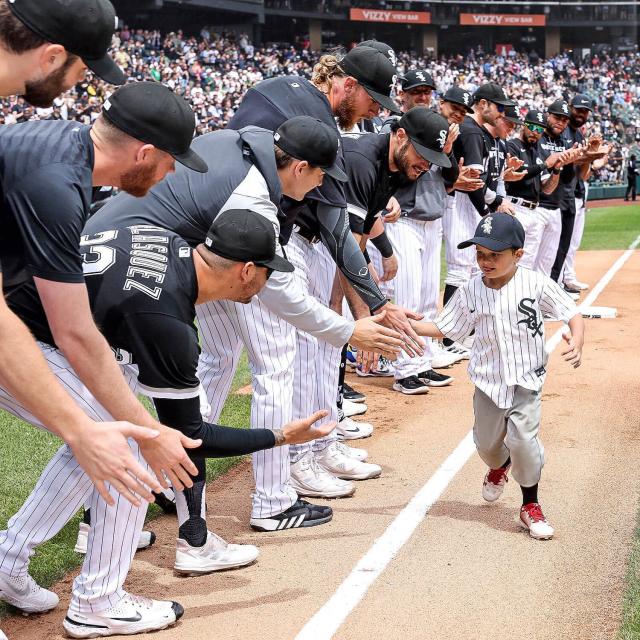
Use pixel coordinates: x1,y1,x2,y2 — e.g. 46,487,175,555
0,209,335,636
625,154,638,202
0,82,209,632
91,116,403,536
0,0,159,509
411,212,585,540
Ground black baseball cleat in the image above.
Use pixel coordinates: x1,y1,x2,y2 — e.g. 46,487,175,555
249,500,333,532
418,370,454,387
152,489,177,515
392,375,430,395
343,382,366,403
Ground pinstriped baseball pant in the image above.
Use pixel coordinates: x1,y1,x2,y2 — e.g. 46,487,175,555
0,345,147,614
443,193,480,288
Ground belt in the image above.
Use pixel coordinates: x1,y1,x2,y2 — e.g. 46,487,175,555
509,197,538,210
295,225,321,244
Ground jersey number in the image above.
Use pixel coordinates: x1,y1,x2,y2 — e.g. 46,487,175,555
80,230,118,276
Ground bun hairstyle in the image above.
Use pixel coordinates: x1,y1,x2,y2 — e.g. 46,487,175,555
312,51,346,94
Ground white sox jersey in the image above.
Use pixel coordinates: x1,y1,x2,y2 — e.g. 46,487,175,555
435,266,579,408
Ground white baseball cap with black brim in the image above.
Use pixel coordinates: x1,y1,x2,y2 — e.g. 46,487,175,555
398,108,452,168
340,46,402,115
458,213,525,251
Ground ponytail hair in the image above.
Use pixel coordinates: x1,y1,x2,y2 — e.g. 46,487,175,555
312,53,346,93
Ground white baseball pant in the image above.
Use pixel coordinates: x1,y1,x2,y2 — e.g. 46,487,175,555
386,217,442,378
287,233,340,460
0,345,147,615
533,205,562,276
443,193,481,288
196,297,298,519
561,196,587,284
512,203,544,270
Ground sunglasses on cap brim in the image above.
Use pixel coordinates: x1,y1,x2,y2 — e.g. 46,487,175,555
525,123,545,133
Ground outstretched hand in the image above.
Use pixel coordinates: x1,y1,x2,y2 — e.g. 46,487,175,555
281,410,336,445
561,331,583,368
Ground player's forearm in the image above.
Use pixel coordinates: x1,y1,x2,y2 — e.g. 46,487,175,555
568,313,585,349
541,174,560,194
339,272,374,320
56,326,158,429
410,320,444,339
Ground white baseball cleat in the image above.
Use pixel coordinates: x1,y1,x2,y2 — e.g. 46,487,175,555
519,503,555,540
0,572,59,614
443,342,471,360
74,523,156,555
342,399,368,417
335,440,368,462
63,593,183,638
174,531,258,575
290,452,355,498
482,465,510,502
336,416,373,440
565,280,589,291
431,347,464,369
316,442,382,480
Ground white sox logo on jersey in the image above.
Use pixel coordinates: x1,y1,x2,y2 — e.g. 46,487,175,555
481,216,493,235
437,129,447,150
517,298,543,337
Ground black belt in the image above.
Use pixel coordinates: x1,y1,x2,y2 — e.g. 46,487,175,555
509,197,538,210
296,226,321,244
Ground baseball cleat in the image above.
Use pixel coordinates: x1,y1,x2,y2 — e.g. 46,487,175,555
419,370,454,387
393,375,430,395
342,398,368,417
565,280,589,291
356,356,393,377
335,440,368,462
174,531,258,575
482,465,510,502
343,382,366,403
0,572,59,614
431,348,464,369
250,499,333,532
336,416,373,440
290,452,355,498
345,346,358,369
63,593,183,638
316,442,382,480
443,343,471,360
74,523,156,555
563,286,580,300
519,503,554,540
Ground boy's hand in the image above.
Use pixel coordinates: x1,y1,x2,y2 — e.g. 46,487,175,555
561,332,583,368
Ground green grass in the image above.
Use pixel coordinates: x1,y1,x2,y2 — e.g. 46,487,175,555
619,500,640,639
581,204,640,250
0,350,252,616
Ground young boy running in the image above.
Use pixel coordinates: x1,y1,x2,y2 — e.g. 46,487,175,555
413,212,584,539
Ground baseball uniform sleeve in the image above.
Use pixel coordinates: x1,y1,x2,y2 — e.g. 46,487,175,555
539,277,580,322
344,151,377,236
5,165,89,283
455,130,486,169
435,287,476,342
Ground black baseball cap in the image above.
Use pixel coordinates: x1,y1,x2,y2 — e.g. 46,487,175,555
398,108,451,168
524,109,547,127
205,209,294,273
504,104,524,125
102,82,207,173
402,70,436,91
341,46,401,114
571,94,593,111
473,83,515,107
547,99,571,117
274,116,347,182
442,86,474,113
458,212,525,251
357,40,397,65
8,0,125,85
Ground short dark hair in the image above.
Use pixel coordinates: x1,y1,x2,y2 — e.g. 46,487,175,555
0,0,47,54
274,144,319,171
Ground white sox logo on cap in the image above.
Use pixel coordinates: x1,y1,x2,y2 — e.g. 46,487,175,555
537,112,544,123
390,74,398,92
481,217,493,235
562,103,569,114
437,129,447,150
388,49,397,67
462,92,470,105
415,71,426,82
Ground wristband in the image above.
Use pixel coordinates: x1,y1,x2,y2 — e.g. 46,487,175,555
371,231,393,259
551,167,561,175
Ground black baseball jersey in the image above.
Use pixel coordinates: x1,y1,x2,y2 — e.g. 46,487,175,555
485,135,506,210
8,223,276,456
537,132,567,209
505,138,548,202
342,132,409,235
227,76,347,238
453,116,492,215
559,125,585,210
0,121,94,293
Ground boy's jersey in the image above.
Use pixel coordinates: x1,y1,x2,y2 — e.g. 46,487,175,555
435,264,578,408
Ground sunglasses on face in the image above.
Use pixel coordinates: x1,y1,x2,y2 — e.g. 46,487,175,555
526,123,545,134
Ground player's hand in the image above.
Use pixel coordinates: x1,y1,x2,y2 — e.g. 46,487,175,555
350,310,403,360
381,254,398,281
379,302,425,357
454,158,484,192
443,123,460,154
357,349,380,374
503,166,528,182
70,421,164,507
505,153,524,171
383,196,401,223
561,331,583,368
279,410,336,445
497,201,516,215
139,425,202,492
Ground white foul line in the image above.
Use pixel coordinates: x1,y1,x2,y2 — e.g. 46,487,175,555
295,236,640,640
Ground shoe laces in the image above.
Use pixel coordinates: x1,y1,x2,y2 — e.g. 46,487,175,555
123,593,154,611
522,503,546,523
405,375,424,386
486,467,509,486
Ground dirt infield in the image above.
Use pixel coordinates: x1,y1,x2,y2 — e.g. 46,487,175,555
588,198,637,209
5,249,640,640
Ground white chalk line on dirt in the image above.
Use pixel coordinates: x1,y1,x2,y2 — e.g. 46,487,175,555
295,236,640,640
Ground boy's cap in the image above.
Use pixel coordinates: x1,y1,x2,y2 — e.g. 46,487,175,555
458,212,525,251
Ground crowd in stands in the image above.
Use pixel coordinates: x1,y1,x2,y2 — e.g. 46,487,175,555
1,27,637,185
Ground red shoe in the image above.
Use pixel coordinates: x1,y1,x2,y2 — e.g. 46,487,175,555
519,503,554,540
482,465,510,502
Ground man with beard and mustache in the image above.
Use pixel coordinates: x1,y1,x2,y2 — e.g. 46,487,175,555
0,0,125,107
0,82,210,630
